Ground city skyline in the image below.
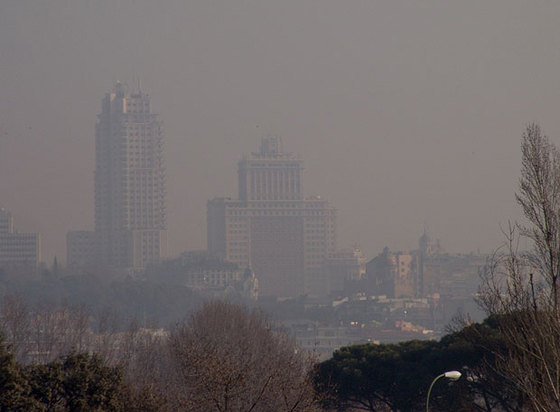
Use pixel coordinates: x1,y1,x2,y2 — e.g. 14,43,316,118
2,1,559,263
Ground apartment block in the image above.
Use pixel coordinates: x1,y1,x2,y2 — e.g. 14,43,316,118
94,83,167,270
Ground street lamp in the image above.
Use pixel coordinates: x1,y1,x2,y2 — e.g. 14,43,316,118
426,370,461,412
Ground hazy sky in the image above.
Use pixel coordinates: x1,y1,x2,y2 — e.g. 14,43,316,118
2,1,560,263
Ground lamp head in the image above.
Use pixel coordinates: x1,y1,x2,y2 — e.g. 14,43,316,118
444,371,462,381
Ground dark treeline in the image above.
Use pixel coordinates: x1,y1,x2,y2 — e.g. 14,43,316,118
0,297,539,411
314,316,525,411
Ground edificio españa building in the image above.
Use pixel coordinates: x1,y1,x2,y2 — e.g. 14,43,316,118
207,137,336,298
94,83,167,270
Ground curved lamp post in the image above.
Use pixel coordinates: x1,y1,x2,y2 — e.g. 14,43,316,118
426,370,461,412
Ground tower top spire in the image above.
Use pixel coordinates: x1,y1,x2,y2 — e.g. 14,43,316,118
259,135,283,156
114,81,127,97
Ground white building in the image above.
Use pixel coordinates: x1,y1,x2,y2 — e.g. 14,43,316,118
94,83,167,270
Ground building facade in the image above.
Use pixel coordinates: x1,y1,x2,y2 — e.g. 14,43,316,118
0,208,41,274
365,248,421,298
207,137,337,298
94,83,167,270
144,251,258,299
324,248,366,296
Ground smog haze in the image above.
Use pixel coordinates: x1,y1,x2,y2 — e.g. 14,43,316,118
2,0,559,262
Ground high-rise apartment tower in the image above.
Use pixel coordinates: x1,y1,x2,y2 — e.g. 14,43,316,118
94,83,167,270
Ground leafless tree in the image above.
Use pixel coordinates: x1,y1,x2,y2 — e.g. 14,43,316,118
31,302,75,363
65,303,91,353
123,323,173,411
0,296,93,364
478,123,560,411
167,300,320,412
516,123,560,310
93,305,121,364
0,294,31,362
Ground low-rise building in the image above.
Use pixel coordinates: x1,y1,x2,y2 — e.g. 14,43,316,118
0,208,41,276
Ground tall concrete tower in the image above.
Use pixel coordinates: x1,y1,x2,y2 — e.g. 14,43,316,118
94,82,167,270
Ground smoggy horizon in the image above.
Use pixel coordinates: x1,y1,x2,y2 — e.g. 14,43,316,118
2,1,559,264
